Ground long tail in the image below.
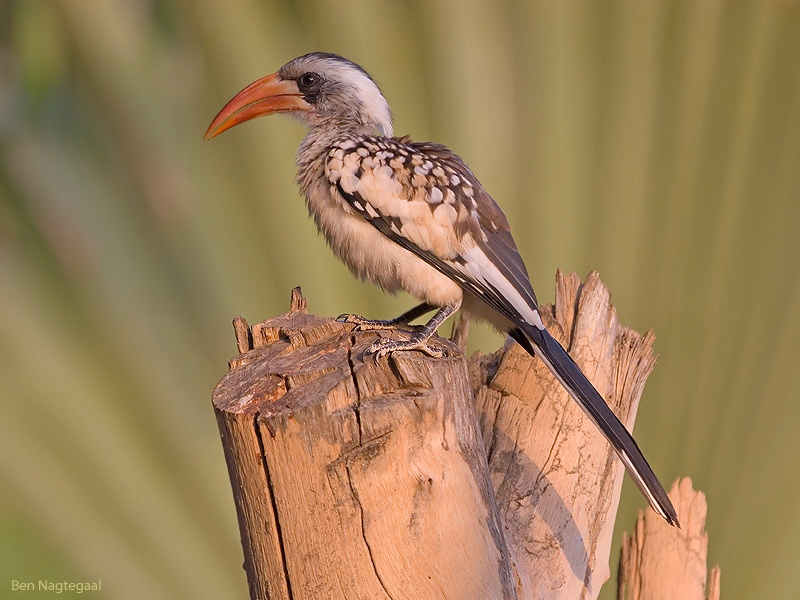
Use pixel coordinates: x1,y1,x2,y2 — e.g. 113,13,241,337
509,323,679,527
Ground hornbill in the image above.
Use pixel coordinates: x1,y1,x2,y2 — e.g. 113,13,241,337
204,52,678,527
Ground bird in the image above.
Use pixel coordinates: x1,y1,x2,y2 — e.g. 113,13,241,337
204,51,679,527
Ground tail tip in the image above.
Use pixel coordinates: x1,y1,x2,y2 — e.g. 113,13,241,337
657,504,681,528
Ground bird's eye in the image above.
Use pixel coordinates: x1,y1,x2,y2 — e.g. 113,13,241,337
297,72,322,95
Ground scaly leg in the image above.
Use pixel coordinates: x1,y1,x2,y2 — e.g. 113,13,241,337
368,302,460,358
337,302,436,332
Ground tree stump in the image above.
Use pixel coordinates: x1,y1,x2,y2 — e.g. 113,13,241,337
213,274,720,600
213,289,517,600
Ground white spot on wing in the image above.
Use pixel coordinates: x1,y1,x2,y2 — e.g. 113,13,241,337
433,203,457,227
378,165,394,180
339,173,359,194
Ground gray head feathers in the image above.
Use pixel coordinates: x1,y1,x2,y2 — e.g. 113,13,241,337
278,52,394,137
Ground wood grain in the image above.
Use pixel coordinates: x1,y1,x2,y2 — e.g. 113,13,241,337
214,288,517,600
469,271,659,600
214,277,718,600
618,478,721,600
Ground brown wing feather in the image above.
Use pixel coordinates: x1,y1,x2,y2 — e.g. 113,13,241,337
408,141,538,309
327,134,539,322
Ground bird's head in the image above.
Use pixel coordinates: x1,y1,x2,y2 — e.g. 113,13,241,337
204,52,393,140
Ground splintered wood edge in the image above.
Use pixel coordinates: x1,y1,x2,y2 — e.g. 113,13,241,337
617,478,720,600
229,288,309,359
233,316,252,354
289,286,307,313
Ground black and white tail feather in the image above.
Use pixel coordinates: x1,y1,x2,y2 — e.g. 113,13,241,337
509,324,679,527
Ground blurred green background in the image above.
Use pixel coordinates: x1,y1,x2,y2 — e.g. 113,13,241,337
2,0,799,598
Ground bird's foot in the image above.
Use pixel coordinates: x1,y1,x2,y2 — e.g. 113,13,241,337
337,313,423,333
367,333,448,359
341,303,457,359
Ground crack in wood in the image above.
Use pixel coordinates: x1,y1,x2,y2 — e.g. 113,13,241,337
213,278,712,600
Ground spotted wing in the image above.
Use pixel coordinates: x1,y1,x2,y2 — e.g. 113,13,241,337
325,135,539,327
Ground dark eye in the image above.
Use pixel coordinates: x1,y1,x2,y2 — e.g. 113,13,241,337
297,72,322,95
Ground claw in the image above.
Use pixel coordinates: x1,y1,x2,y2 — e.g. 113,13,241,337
367,336,448,359
341,303,457,358
337,313,412,332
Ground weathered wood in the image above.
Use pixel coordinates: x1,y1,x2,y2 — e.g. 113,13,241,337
213,288,517,600
469,271,660,600
215,275,709,600
617,478,721,600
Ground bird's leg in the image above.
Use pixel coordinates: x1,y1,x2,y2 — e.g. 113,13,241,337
337,302,436,332
367,301,460,359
